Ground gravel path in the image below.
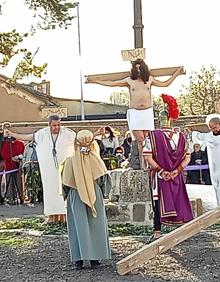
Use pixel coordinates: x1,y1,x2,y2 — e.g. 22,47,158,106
0,230,220,282
0,204,43,219
1,204,220,281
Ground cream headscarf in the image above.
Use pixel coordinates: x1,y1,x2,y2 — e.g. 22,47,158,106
62,130,107,217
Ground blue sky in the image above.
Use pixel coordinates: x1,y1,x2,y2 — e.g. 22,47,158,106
1,0,220,102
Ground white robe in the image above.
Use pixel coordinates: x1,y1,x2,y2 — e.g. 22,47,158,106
34,127,76,215
192,131,220,206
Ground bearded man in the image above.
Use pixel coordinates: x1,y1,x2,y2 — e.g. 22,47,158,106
86,59,183,168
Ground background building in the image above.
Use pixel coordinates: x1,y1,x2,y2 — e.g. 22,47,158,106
0,75,127,123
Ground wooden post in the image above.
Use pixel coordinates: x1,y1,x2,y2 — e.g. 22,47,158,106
133,0,144,48
116,208,220,275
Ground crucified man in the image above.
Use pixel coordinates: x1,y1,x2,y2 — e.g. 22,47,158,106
86,59,183,168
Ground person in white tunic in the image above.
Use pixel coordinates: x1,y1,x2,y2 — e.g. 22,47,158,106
4,115,76,223
187,114,220,206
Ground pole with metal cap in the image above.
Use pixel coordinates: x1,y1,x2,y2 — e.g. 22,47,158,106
76,2,85,120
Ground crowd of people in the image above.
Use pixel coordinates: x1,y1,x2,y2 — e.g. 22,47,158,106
0,121,213,204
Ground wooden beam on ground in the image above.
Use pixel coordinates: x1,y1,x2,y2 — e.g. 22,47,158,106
85,66,185,82
116,208,220,275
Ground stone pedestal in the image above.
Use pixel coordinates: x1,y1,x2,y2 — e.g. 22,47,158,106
107,169,153,226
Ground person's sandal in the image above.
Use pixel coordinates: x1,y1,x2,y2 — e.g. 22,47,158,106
90,260,101,269
147,231,162,244
75,260,83,270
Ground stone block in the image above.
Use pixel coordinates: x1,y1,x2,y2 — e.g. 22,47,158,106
108,169,123,197
105,202,131,223
133,204,145,222
190,198,204,218
196,198,204,216
190,199,196,218
120,169,151,202
106,201,153,226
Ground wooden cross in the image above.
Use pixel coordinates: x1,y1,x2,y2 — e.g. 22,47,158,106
86,0,185,82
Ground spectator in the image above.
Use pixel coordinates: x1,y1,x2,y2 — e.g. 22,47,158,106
101,126,119,156
114,146,125,168
187,143,211,185
121,131,132,159
22,141,43,203
95,138,105,159
1,135,25,204
0,152,5,204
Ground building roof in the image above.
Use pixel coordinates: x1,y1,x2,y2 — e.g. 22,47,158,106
0,74,56,106
0,74,127,109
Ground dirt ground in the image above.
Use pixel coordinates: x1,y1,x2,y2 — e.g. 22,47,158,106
0,205,220,282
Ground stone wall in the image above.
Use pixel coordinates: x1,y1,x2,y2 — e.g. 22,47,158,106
2,114,207,136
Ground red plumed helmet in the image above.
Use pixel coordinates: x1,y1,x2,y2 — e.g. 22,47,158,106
161,94,180,120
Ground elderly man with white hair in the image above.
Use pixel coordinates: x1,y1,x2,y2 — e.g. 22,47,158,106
187,114,220,206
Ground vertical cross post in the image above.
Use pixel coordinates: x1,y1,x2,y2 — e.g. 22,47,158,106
133,0,144,48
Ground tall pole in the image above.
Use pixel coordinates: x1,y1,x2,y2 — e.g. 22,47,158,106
76,3,85,120
133,0,144,48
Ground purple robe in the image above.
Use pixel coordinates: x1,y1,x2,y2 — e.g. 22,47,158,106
149,130,193,225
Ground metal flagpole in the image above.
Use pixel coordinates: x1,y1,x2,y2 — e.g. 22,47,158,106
76,2,85,120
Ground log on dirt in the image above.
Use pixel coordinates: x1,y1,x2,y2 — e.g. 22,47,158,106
116,208,220,275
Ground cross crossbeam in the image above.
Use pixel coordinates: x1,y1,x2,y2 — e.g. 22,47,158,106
85,66,185,82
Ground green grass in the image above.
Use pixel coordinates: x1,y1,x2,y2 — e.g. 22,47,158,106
0,218,175,237
0,218,67,235
0,217,44,230
0,233,34,247
207,222,220,230
1,218,220,237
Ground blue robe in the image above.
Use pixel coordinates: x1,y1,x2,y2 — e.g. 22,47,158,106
64,175,111,261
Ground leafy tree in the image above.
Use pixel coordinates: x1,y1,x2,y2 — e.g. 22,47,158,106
110,90,130,106
177,66,220,115
153,96,164,117
0,0,77,30
109,90,165,118
0,0,77,81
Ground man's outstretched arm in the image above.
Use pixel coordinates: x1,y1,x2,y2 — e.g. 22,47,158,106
4,129,33,142
85,77,129,87
152,66,184,87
